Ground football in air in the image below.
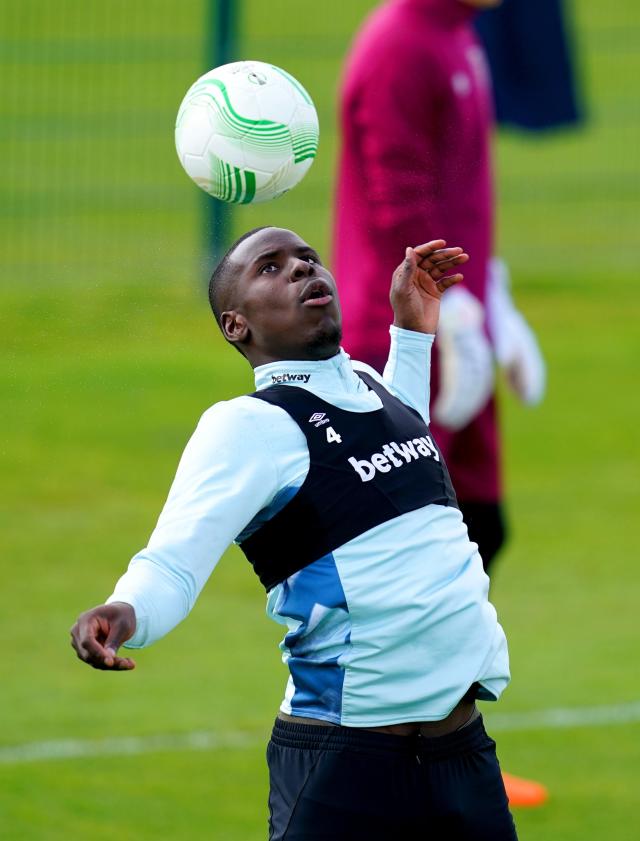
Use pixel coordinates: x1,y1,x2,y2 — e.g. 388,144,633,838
175,60,319,204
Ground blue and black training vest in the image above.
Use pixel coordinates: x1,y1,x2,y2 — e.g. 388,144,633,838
240,372,458,591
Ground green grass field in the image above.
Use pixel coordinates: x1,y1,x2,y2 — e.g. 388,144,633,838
1,1,639,838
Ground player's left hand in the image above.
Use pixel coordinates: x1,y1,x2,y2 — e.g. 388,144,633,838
390,240,469,335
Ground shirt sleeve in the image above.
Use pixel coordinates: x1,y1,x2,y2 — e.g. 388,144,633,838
353,326,434,424
107,397,280,648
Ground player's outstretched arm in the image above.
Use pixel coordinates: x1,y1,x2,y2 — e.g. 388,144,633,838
390,240,469,335
70,602,137,671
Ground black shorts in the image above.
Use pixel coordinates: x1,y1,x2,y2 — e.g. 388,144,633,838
267,714,517,841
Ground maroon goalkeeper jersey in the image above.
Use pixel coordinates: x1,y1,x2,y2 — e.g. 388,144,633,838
333,0,500,501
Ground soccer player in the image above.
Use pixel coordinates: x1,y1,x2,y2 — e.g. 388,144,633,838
334,0,547,807
71,226,517,840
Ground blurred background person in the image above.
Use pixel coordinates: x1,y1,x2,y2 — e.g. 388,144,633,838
333,0,550,807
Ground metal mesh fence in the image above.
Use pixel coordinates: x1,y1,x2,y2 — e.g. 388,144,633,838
1,1,638,289
1,1,206,287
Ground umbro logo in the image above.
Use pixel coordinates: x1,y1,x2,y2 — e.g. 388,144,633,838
309,412,330,428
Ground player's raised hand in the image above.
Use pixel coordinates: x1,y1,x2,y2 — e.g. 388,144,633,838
390,240,469,334
70,602,137,671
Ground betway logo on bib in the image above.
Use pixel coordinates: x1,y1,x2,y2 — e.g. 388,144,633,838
348,436,439,482
271,373,311,384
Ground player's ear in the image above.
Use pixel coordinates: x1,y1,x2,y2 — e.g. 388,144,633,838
221,310,250,346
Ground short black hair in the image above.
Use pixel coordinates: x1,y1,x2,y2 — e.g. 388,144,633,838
208,226,270,327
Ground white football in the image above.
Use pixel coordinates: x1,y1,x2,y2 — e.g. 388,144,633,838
175,60,319,204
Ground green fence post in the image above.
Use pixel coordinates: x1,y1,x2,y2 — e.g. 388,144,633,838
205,0,238,268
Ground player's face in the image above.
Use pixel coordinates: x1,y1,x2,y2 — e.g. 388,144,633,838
222,227,342,366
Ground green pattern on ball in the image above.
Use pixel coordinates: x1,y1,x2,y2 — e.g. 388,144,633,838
178,76,318,165
208,153,257,204
179,78,291,147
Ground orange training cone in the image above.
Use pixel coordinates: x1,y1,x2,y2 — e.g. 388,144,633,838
502,772,549,808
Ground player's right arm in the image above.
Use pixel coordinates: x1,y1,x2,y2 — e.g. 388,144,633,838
70,398,280,670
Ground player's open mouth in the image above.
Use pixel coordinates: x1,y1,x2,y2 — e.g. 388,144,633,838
300,279,334,307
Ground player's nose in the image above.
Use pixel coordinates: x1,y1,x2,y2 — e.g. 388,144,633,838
289,257,314,282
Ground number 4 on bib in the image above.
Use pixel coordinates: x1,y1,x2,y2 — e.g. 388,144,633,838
326,426,342,444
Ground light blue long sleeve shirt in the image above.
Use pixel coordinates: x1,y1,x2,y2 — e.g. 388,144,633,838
108,327,509,725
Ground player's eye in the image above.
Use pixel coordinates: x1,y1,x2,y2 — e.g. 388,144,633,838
303,254,319,265
259,262,278,274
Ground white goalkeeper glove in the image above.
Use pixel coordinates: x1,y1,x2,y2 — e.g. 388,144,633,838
432,286,494,431
487,258,546,405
